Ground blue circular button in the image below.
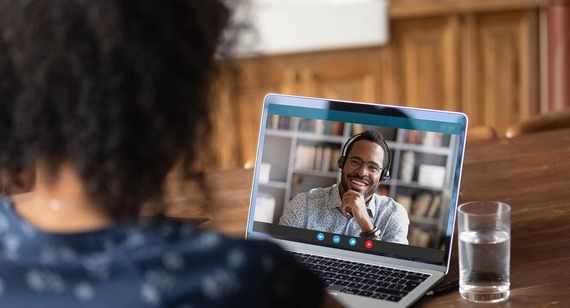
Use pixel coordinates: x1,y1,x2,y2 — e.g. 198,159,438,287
333,235,341,244
317,233,325,241
349,238,357,246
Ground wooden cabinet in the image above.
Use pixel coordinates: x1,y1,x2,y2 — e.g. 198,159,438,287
209,0,547,170
389,16,461,111
389,10,541,134
462,11,540,133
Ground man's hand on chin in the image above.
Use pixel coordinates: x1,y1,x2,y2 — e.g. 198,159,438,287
340,190,374,233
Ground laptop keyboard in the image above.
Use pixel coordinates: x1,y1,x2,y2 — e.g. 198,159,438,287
291,251,430,302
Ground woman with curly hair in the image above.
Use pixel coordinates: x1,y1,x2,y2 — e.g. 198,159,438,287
0,0,341,306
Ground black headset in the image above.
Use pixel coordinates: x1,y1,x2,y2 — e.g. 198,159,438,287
337,132,392,182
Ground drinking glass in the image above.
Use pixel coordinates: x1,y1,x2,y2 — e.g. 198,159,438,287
458,201,511,303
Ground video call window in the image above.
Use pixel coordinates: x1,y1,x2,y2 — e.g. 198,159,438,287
254,115,460,251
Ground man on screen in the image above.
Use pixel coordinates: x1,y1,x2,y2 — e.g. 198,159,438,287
279,130,409,244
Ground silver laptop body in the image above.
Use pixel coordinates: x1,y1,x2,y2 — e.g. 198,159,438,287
246,94,468,307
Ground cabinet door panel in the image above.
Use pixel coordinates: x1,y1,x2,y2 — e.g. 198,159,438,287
209,78,241,169
301,50,382,103
391,16,461,111
463,11,539,134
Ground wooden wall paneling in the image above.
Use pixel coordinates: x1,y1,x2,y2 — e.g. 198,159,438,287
547,0,570,111
461,14,479,125
468,10,540,135
209,73,241,169
301,49,382,102
391,16,461,111
271,54,304,96
233,87,268,168
279,68,299,95
378,45,397,104
228,57,295,168
520,10,541,121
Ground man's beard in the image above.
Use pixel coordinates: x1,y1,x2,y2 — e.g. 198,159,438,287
340,171,376,200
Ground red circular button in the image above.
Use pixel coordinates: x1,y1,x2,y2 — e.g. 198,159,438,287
365,240,373,249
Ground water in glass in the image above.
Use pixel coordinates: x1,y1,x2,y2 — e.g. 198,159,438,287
459,229,510,303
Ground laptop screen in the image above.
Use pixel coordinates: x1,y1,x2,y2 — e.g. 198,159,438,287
247,94,468,267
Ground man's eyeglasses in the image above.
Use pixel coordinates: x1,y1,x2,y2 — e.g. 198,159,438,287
346,157,382,175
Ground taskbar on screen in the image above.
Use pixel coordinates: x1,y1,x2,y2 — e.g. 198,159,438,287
251,221,445,265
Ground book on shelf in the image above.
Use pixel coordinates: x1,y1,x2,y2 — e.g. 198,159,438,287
267,115,291,130
298,118,312,132
422,131,443,147
411,192,433,217
297,119,344,135
295,144,315,170
254,193,276,224
330,148,341,171
404,130,444,146
314,146,322,171
321,147,332,172
426,194,442,218
418,164,446,189
278,116,291,130
406,130,422,144
295,144,340,172
395,194,413,213
267,114,279,129
352,123,364,135
315,120,325,134
315,146,328,171
328,121,344,135
399,151,415,182
406,192,443,218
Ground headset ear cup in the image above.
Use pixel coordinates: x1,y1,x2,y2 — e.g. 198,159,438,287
337,156,346,169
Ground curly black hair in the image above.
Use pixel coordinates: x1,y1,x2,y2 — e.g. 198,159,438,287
0,0,232,219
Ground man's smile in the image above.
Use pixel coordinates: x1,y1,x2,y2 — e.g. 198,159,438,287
348,176,371,190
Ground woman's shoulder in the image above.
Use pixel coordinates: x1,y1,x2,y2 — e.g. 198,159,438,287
126,218,299,276
127,220,325,306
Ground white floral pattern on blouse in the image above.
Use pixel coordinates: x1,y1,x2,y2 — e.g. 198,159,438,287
0,198,324,307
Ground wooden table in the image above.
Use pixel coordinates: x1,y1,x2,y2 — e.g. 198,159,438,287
414,128,570,307
164,128,570,307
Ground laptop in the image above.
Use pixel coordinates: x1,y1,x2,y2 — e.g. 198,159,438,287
246,94,468,307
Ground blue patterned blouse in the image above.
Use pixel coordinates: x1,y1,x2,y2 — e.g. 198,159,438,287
0,198,324,307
